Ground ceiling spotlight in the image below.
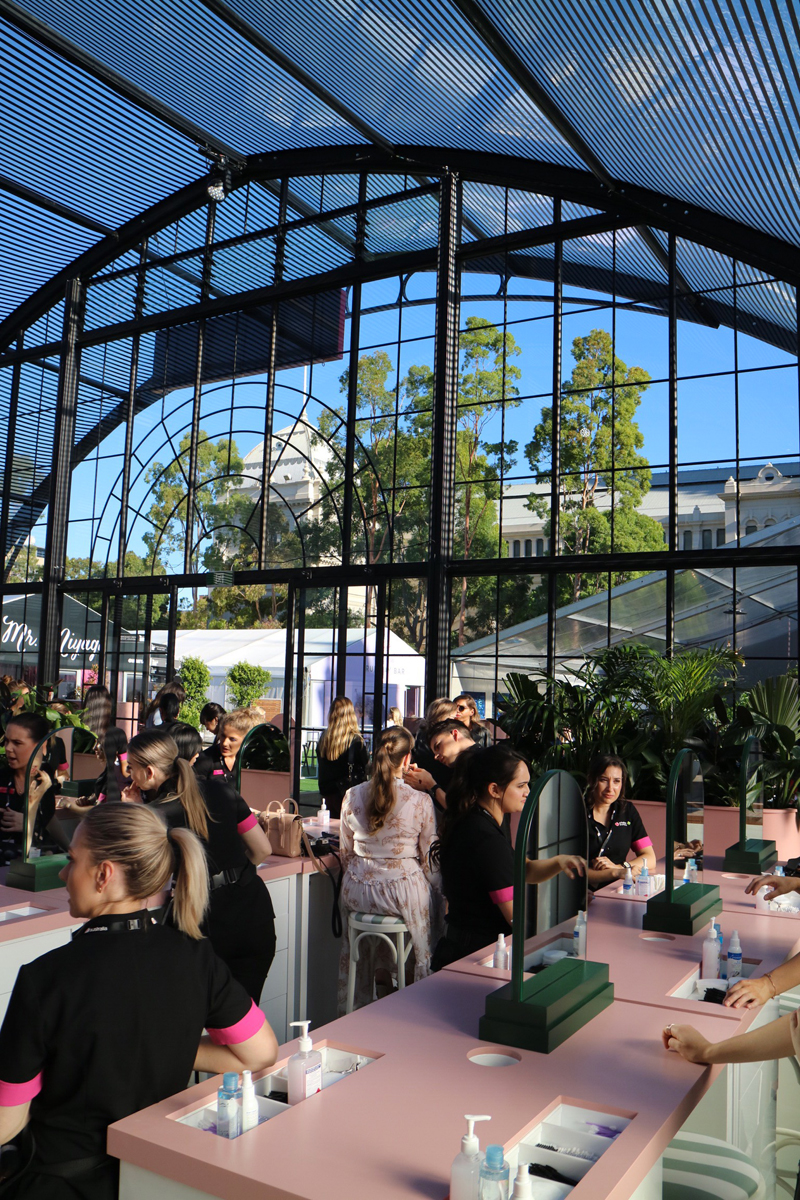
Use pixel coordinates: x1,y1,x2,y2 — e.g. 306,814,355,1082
206,162,233,203
207,177,226,203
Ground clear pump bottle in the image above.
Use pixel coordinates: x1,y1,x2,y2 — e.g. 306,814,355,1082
287,1020,322,1105
492,935,508,970
450,1114,491,1200
701,918,720,979
317,799,330,825
635,862,650,898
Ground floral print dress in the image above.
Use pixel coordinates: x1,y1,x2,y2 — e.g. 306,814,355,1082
337,779,443,1012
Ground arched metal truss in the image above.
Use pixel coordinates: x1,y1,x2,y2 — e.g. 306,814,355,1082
1,149,798,700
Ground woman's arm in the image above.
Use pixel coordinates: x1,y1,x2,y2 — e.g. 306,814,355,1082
240,822,271,864
0,1100,29,1145
194,1023,278,1075
664,1010,794,1065
525,855,586,885
726,951,800,1008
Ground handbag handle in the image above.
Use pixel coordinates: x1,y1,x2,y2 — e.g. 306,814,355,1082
300,823,327,876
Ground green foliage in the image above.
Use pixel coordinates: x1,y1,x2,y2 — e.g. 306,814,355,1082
239,722,291,773
526,329,665,606
225,661,272,709
178,656,211,729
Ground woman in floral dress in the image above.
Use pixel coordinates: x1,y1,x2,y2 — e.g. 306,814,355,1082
338,726,442,1012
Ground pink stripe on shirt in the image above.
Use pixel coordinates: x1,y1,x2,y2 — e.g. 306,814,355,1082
237,813,257,833
212,769,224,776
207,1001,265,1046
489,885,514,904
632,836,653,852
118,753,127,763
0,1072,42,1105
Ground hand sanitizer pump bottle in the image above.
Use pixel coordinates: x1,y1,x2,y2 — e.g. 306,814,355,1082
727,930,743,982
622,863,634,895
318,799,330,826
287,1021,322,1105
636,862,650,898
450,1114,491,1200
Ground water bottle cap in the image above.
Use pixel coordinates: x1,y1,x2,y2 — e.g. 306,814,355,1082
222,1072,239,1090
485,1145,505,1168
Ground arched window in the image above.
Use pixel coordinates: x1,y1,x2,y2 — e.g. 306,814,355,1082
524,539,532,557
683,530,693,551
512,540,521,557
536,539,544,556
745,523,758,537
716,528,725,546
702,529,712,550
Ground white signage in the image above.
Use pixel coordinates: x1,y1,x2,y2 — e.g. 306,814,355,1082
1,614,101,663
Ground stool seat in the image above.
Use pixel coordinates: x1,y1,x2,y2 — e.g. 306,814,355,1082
663,1132,764,1200
350,912,409,928
345,909,413,1013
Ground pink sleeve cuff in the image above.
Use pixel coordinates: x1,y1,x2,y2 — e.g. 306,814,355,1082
489,885,514,904
0,1072,42,1105
59,763,69,772
632,837,653,852
237,813,257,833
207,1000,265,1045
97,793,106,803
119,753,127,763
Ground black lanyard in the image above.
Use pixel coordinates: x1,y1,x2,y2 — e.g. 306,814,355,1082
73,913,151,939
591,805,617,857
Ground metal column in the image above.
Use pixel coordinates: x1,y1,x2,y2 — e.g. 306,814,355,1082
37,278,84,688
425,173,460,703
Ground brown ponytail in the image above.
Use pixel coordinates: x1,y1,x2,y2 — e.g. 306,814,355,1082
80,803,209,939
367,727,413,832
128,730,210,841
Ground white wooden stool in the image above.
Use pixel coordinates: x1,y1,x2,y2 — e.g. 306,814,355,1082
662,1131,765,1200
346,911,412,1014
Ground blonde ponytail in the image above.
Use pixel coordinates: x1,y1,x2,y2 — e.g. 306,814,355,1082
80,803,209,939
367,727,413,832
168,825,210,939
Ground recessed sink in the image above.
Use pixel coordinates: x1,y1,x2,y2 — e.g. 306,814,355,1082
0,906,48,923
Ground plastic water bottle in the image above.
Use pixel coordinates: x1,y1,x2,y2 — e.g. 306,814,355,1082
217,1072,241,1138
478,1145,510,1200
688,858,698,884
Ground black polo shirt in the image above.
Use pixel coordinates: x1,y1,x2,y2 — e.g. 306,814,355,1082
0,913,261,1176
0,766,58,867
588,799,651,865
440,805,514,945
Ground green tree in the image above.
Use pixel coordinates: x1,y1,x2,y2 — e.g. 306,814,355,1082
525,328,664,605
64,551,170,630
404,316,522,647
226,661,272,709
178,655,211,728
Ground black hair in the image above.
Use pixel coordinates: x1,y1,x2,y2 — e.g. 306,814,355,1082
159,693,181,722
585,755,628,807
171,722,203,762
5,712,51,743
431,743,528,865
200,702,226,725
427,718,471,744
100,726,129,804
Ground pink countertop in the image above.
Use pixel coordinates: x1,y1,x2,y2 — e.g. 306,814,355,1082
593,864,800,925
0,883,76,944
108,969,747,1200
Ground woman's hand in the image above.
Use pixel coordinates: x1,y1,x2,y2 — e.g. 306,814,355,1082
403,765,435,792
745,874,800,901
662,1022,711,1064
790,1010,800,1060
592,856,628,877
724,976,774,1009
121,781,142,803
556,854,586,880
29,770,52,804
0,808,23,832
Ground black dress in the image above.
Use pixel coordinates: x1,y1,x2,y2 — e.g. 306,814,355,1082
204,741,237,785
432,805,514,970
0,911,263,1200
0,766,59,867
316,736,369,818
148,777,277,1002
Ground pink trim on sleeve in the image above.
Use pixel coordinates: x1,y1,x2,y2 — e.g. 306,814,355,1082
212,769,225,776
489,885,514,904
97,793,106,803
632,836,653,852
59,762,69,772
118,753,127,763
207,1000,265,1046
237,813,257,834
0,1073,42,1105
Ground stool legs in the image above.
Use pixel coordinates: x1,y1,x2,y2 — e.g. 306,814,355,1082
395,929,407,989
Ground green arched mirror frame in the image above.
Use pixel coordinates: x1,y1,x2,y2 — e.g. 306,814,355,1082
479,770,614,1055
234,721,291,792
642,749,721,936
6,730,69,892
723,736,777,873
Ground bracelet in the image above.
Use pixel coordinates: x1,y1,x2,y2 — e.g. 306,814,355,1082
764,970,778,998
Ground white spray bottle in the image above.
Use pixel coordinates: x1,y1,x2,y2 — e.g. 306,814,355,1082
512,1164,532,1199
701,918,720,980
573,910,587,958
492,934,508,970
727,930,743,982
622,863,634,895
240,1070,259,1132
450,1114,491,1200
287,1020,322,1105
